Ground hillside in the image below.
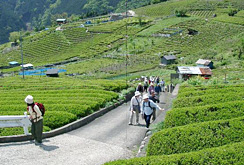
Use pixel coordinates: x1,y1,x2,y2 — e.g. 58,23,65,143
0,1,244,163
0,0,151,44
0,0,243,131
0,0,243,80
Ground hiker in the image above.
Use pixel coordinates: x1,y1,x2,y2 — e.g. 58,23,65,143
149,91,159,121
148,83,155,95
155,76,160,84
154,83,162,102
160,79,165,92
128,91,142,125
136,83,144,94
25,95,43,145
143,79,148,92
141,94,164,128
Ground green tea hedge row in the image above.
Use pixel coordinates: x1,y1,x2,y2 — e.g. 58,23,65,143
0,104,92,117
178,84,243,94
0,126,51,137
147,116,244,156
173,92,244,108
44,111,77,129
165,101,244,128
177,86,244,98
105,141,244,165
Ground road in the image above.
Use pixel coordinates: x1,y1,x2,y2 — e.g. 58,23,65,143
0,91,173,165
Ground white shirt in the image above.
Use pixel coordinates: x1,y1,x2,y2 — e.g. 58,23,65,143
130,96,141,111
28,105,43,122
141,100,161,115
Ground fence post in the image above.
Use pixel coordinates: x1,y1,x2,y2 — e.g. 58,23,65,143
23,112,30,135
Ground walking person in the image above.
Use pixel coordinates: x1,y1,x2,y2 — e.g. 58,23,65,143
154,83,162,102
148,83,155,95
128,91,141,125
25,95,43,145
149,91,159,121
141,94,164,128
143,79,148,93
160,79,165,92
136,83,144,94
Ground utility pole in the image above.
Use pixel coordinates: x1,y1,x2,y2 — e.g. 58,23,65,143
20,31,24,79
125,0,128,87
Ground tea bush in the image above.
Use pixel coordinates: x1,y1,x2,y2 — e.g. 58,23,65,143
147,116,244,156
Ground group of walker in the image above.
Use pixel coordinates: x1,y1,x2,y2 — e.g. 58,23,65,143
129,88,165,128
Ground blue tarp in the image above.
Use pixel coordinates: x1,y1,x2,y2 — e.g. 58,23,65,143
19,68,66,76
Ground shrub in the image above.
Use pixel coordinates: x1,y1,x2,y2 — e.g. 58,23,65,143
164,101,244,128
147,116,244,156
175,8,188,17
44,111,77,129
105,141,244,165
173,92,244,108
0,126,51,136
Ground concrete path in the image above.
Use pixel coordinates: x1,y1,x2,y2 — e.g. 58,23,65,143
0,90,173,165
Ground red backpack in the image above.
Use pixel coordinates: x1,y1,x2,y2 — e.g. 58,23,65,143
27,102,45,116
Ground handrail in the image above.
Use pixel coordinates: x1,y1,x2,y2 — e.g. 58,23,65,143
0,112,31,135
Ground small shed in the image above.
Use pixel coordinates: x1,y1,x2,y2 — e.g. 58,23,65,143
177,66,212,80
196,59,214,69
56,19,66,24
46,69,59,77
9,61,19,67
21,63,33,70
161,55,177,65
109,14,125,21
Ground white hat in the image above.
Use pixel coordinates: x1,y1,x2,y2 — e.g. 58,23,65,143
143,94,149,99
135,91,141,96
25,95,34,104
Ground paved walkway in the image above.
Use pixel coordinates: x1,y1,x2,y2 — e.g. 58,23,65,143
0,90,174,165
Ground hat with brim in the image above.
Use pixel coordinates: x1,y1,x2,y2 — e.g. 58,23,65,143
135,91,141,96
143,95,149,100
25,95,34,104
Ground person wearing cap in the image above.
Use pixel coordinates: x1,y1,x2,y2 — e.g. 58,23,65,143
141,94,164,128
25,95,43,145
149,91,159,121
128,91,142,125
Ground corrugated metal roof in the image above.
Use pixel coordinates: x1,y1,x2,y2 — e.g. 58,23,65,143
199,67,212,75
46,69,59,75
56,19,66,21
177,66,212,75
9,61,18,65
196,59,212,65
21,63,33,68
163,55,177,60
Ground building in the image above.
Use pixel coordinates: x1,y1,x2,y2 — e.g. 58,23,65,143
109,14,125,21
21,63,33,70
176,66,212,80
196,59,214,69
46,69,59,77
56,19,66,24
161,55,177,65
9,61,19,67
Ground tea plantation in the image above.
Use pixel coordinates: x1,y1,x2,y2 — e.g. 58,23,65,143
106,85,244,164
0,77,127,136
0,0,244,162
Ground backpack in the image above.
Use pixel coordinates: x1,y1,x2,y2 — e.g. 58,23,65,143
143,101,152,109
27,102,45,116
35,102,45,116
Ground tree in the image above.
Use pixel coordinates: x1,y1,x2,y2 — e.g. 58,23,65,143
9,32,20,43
175,8,188,17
